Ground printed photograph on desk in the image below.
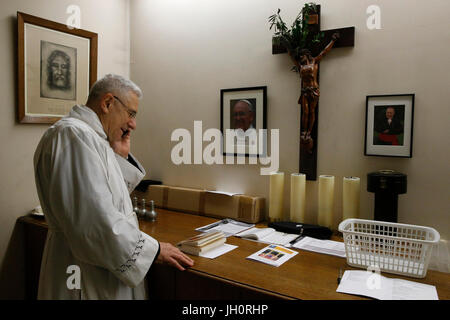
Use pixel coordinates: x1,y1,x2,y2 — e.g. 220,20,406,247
247,244,298,267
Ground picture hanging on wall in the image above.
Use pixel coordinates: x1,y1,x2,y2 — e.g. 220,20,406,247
365,94,414,157
220,86,267,157
17,12,98,124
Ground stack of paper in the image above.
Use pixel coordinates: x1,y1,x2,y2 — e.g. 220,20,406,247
177,231,226,256
290,236,346,258
336,270,439,300
196,219,254,237
246,244,298,267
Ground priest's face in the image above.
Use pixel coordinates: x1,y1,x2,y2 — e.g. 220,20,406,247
104,92,139,144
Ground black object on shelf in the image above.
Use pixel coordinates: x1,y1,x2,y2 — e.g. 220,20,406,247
136,180,162,192
367,170,407,223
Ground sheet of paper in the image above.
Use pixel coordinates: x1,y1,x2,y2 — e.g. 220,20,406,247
196,219,254,237
391,278,439,300
206,190,241,196
336,270,438,300
199,244,238,259
337,270,388,300
247,244,298,267
291,236,346,258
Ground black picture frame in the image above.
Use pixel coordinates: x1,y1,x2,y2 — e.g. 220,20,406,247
364,94,414,157
220,86,267,157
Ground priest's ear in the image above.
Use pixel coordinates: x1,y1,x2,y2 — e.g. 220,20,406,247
99,93,115,114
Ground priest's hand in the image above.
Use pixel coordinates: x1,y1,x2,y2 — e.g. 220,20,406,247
110,132,131,159
157,242,194,271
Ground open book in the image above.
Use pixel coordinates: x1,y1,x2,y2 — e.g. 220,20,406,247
176,231,226,256
236,227,298,246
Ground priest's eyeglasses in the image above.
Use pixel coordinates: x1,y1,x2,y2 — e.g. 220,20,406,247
113,96,137,119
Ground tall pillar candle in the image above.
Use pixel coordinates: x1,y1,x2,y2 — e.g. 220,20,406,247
342,176,360,221
318,175,335,228
269,172,284,222
290,173,306,223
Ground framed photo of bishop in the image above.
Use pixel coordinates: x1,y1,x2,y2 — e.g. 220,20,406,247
364,94,414,157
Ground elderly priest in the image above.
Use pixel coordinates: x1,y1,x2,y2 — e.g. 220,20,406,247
33,74,193,299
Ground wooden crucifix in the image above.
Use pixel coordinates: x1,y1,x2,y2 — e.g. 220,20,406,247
271,4,355,180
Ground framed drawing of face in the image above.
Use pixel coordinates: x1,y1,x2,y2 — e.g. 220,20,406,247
365,94,414,157
17,12,98,124
221,86,267,157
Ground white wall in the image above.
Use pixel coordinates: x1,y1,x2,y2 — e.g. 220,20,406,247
1,0,449,298
0,0,130,298
130,0,450,238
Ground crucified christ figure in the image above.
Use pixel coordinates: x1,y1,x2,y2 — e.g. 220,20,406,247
288,32,340,152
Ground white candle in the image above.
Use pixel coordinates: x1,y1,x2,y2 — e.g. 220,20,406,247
290,173,306,223
342,176,360,221
269,172,284,222
318,175,335,228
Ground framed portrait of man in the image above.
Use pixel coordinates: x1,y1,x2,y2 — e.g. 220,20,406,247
17,12,97,124
365,94,414,157
220,86,267,157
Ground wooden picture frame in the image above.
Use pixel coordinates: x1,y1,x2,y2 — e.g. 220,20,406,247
220,86,267,157
17,12,98,124
365,94,415,157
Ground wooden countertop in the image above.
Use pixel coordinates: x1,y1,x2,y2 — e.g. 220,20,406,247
137,209,450,300
19,210,450,300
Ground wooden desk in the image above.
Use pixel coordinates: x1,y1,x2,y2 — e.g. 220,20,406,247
18,210,450,300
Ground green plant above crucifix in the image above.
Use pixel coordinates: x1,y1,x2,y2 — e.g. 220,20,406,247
269,2,324,72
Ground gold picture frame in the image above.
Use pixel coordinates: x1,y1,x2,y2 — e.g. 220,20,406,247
17,12,98,124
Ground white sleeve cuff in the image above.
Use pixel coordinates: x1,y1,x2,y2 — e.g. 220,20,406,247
115,152,146,193
113,232,159,288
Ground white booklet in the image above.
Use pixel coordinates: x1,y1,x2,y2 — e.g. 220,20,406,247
195,219,254,237
290,236,346,258
236,227,299,246
246,244,298,267
336,270,439,300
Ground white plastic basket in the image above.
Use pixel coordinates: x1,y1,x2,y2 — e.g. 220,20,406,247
338,219,440,278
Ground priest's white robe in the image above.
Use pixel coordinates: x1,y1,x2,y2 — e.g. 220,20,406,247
33,105,160,299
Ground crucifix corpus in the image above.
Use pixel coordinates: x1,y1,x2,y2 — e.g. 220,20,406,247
269,3,355,180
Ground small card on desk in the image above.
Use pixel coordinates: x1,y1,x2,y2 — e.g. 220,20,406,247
247,244,298,267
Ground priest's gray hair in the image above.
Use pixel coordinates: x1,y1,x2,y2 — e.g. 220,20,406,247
88,74,143,101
